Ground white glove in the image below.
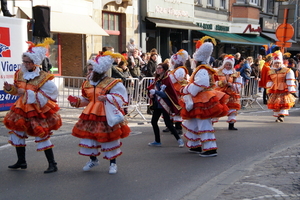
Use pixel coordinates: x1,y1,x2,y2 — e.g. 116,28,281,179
160,84,166,91
149,89,155,95
183,94,193,112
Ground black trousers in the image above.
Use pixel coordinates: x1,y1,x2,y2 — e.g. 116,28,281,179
263,88,268,104
151,108,180,143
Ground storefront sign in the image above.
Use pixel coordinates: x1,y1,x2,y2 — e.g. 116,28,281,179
195,21,230,32
147,0,194,22
261,18,279,32
243,24,262,33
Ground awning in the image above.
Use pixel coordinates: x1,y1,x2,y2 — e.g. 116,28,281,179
260,32,296,43
147,18,203,31
18,7,109,36
199,30,272,45
237,34,272,45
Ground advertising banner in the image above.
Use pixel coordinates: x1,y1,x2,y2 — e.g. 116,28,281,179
0,17,28,111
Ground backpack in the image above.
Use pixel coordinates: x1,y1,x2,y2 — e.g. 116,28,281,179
42,57,52,72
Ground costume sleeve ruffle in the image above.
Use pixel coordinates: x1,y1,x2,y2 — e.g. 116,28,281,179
107,82,128,107
174,68,186,82
182,68,208,96
286,69,296,92
26,80,58,107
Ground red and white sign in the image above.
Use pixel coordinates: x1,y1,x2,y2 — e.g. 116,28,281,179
0,17,28,111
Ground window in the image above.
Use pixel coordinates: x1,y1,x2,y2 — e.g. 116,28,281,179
249,0,258,5
103,13,120,32
207,0,214,7
102,12,121,53
195,0,202,5
267,0,274,13
220,0,226,9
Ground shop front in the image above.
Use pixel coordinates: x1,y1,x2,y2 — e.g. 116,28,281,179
141,0,201,60
193,22,272,59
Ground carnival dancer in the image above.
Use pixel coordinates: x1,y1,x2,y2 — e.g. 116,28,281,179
180,38,229,157
147,63,184,148
213,55,243,130
3,38,61,173
266,50,296,122
69,52,130,174
167,49,189,134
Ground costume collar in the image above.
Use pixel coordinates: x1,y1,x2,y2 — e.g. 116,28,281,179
21,64,41,80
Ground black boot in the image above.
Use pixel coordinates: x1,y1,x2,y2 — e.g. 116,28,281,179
275,115,284,122
228,123,238,130
44,148,57,173
1,0,15,17
8,147,27,169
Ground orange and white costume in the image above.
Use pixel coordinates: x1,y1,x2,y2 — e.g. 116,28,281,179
180,42,229,154
3,64,61,151
169,49,189,122
71,54,130,161
213,55,242,124
266,51,296,118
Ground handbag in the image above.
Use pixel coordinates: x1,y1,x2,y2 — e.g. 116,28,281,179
104,101,124,127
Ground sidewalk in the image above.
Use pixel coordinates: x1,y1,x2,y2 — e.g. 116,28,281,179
215,143,300,200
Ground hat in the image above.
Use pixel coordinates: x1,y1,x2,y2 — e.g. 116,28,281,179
221,55,235,68
171,49,189,66
87,51,118,74
272,50,283,64
23,38,55,66
193,42,213,64
195,36,216,50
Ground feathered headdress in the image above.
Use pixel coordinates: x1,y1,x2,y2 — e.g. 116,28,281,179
221,54,235,68
171,49,189,66
193,42,213,64
87,51,117,74
272,50,283,64
23,38,54,65
283,52,291,58
262,43,277,55
195,36,217,50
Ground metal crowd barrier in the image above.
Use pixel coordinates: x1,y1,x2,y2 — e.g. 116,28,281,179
54,76,155,119
239,76,264,109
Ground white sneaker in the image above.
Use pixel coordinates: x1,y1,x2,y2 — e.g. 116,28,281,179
82,159,99,171
177,139,184,148
109,163,117,174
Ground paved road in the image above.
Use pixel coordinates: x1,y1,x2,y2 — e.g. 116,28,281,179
1,100,300,200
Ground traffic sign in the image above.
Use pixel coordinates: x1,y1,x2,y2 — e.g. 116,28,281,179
275,23,294,42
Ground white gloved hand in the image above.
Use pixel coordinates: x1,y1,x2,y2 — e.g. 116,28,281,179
160,84,166,91
149,89,155,95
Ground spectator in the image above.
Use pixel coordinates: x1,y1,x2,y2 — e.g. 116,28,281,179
234,52,241,66
259,55,272,104
126,38,136,57
145,52,158,77
128,48,144,79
